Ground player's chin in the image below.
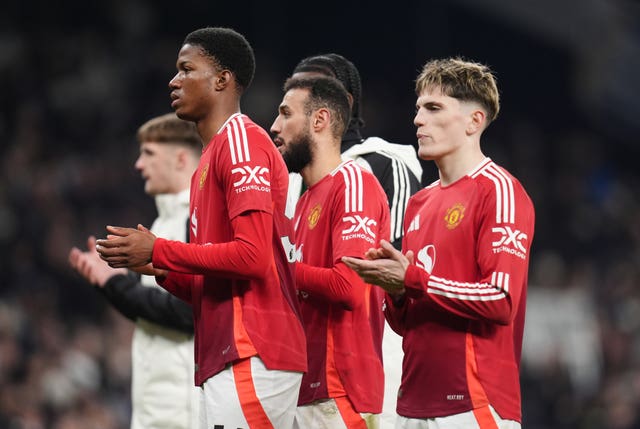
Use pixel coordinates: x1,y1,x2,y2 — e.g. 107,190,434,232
173,107,196,122
144,183,155,196
417,148,436,161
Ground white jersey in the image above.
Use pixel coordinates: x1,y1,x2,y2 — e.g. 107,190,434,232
131,190,199,429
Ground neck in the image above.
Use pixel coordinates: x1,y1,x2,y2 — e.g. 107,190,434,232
436,145,486,186
197,101,242,146
301,147,343,188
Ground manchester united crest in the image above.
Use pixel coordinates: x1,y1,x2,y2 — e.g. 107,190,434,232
444,203,465,230
308,204,321,229
199,163,209,190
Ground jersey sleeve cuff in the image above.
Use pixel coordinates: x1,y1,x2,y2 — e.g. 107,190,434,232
151,237,169,270
404,264,429,298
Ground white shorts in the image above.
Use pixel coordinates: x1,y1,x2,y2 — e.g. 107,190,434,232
293,397,380,429
395,405,521,429
382,322,403,429
198,356,302,429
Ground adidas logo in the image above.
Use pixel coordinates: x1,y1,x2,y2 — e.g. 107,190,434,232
407,214,420,233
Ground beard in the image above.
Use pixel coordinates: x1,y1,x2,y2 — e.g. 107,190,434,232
281,129,313,173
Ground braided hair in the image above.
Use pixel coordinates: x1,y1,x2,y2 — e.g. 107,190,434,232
292,53,365,131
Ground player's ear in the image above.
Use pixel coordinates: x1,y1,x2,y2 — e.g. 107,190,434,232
466,109,486,135
312,108,330,131
175,148,187,169
215,70,233,90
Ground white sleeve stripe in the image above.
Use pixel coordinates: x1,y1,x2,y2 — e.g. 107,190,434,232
350,162,364,212
427,288,508,301
347,164,357,212
340,168,351,212
486,164,515,223
496,272,504,288
431,272,510,292
493,271,510,292
356,164,363,211
491,271,497,286
428,280,505,296
430,275,496,289
227,126,237,165
340,163,365,213
428,271,510,301
236,116,251,162
231,119,244,163
429,276,499,296
478,163,515,224
480,171,503,223
226,117,251,165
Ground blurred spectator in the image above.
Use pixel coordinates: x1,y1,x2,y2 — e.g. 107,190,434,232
523,252,602,398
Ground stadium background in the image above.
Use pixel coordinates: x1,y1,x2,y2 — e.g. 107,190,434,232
1,0,639,427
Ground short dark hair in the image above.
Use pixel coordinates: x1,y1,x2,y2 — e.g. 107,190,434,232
284,75,351,139
183,27,255,92
292,53,364,131
137,113,201,150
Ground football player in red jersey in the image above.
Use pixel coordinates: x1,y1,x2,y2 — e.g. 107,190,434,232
344,58,535,429
96,27,307,429
271,75,390,428
288,53,423,428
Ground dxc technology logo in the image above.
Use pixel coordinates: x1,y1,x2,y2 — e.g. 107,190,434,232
231,165,270,194
491,226,528,260
341,215,377,244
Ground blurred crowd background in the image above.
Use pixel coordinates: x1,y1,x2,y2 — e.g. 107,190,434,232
1,1,639,428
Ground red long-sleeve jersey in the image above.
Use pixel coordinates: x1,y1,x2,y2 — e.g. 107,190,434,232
295,160,390,413
387,158,535,422
152,113,307,386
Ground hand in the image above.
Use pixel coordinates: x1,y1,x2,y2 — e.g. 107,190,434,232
342,239,414,297
129,263,168,280
95,224,156,269
68,236,127,286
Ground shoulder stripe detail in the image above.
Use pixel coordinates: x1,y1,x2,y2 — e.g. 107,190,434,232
474,162,516,224
468,157,492,177
227,116,251,165
424,180,440,189
227,126,237,164
427,275,508,301
237,117,250,161
339,162,364,213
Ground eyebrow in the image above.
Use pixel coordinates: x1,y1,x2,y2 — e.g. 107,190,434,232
417,99,437,107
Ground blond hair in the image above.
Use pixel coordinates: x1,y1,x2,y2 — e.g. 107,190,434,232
137,113,201,150
416,57,500,125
